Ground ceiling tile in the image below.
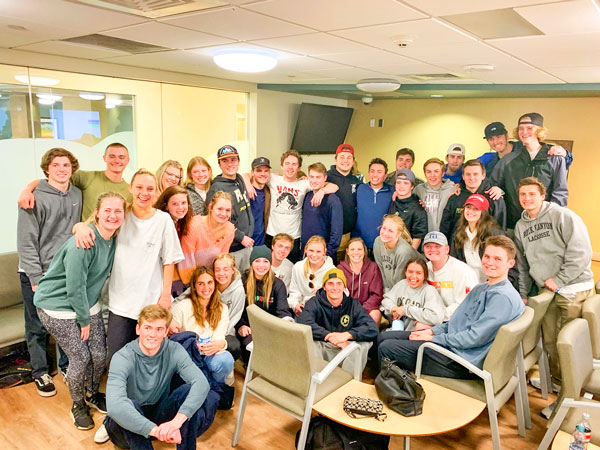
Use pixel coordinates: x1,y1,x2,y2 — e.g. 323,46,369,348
0,0,146,34
488,32,600,68
251,33,373,56
102,22,234,50
369,61,453,76
300,66,389,81
545,66,600,83
464,67,564,83
160,7,312,41
14,40,129,59
245,0,426,31
317,49,418,67
401,0,565,17
0,17,81,47
100,49,214,74
515,0,600,35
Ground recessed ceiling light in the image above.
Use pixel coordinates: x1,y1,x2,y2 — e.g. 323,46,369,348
14,74,59,86
356,78,401,93
36,94,62,101
213,49,278,73
79,92,105,101
463,64,494,72
431,94,444,98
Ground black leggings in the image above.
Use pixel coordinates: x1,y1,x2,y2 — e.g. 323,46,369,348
106,312,138,366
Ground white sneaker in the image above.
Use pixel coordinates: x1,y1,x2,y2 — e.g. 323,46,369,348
530,377,560,393
541,400,558,420
225,371,235,387
94,424,109,444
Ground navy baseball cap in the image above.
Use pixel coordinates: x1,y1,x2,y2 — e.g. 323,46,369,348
483,122,508,139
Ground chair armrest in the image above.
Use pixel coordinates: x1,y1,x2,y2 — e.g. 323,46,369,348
312,342,360,384
415,342,489,381
246,342,253,353
538,398,600,450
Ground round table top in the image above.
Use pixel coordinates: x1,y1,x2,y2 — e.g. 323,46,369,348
312,378,486,437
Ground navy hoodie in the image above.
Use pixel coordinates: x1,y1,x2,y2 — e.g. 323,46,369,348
301,191,343,262
327,165,362,234
298,289,378,342
355,183,393,248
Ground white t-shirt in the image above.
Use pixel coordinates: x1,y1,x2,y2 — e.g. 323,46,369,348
266,173,311,239
108,209,184,320
426,256,479,321
464,228,486,283
273,258,294,290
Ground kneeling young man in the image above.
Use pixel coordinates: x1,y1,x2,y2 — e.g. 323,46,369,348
101,305,210,450
298,269,378,375
379,235,525,379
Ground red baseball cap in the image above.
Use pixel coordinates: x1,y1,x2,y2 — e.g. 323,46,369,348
336,144,354,155
464,194,489,211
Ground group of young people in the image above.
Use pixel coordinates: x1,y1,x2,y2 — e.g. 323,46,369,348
14,110,594,448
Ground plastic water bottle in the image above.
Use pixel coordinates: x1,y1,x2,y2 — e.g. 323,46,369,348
197,334,211,355
391,319,404,331
569,412,592,450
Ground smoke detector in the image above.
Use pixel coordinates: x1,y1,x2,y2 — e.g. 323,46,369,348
391,35,414,48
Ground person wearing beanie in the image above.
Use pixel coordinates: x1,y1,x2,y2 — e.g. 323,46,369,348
236,245,293,364
298,268,379,375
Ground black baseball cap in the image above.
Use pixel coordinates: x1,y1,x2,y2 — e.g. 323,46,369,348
518,112,544,127
251,157,271,169
483,122,508,139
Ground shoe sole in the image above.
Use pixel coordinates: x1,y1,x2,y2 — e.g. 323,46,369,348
36,388,57,397
70,411,94,430
85,400,107,415
94,433,110,444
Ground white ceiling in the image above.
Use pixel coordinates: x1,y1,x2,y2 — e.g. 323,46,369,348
1,0,600,88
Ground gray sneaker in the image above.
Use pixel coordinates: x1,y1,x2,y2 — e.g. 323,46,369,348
541,400,558,420
71,400,94,430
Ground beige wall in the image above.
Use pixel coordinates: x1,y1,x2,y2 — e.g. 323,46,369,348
346,97,600,254
256,89,347,170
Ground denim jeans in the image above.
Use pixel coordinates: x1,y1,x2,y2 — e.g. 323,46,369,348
204,352,234,384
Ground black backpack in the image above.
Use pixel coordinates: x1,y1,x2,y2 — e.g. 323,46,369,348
295,416,390,450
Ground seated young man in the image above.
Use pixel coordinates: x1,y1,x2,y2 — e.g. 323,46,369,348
378,235,525,379
99,305,212,450
271,232,294,290
298,269,378,375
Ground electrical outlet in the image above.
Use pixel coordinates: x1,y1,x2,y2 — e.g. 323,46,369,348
370,119,376,127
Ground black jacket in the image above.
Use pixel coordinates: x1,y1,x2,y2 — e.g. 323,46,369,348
327,165,362,234
297,289,378,342
439,178,507,240
387,194,428,240
236,275,292,330
206,174,254,252
490,143,568,229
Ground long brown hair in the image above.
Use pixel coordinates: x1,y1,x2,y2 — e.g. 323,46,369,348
245,264,275,309
454,208,500,250
189,266,223,330
154,185,193,237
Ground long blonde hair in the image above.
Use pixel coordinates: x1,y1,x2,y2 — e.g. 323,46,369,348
189,266,223,330
156,160,183,192
302,235,327,278
245,266,275,309
381,214,412,245
185,156,212,191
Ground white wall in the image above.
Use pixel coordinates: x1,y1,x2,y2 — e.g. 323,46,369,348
255,89,347,170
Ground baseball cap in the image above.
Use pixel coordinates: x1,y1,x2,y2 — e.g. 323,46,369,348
336,144,354,155
251,157,271,169
423,231,448,246
518,112,544,127
464,194,490,212
447,143,465,156
395,169,415,185
217,145,239,160
322,268,347,288
483,122,508,139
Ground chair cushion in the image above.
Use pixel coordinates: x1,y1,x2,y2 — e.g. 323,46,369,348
584,369,600,395
248,359,352,418
524,346,542,372
0,304,25,347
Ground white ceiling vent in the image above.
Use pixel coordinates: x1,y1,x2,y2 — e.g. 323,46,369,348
62,34,170,53
68,0,226,19
403,73,463,82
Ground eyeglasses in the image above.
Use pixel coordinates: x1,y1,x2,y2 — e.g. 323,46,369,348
308,273,315,290
165,170,181,180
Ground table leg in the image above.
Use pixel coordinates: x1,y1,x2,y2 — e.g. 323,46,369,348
404,436,410,450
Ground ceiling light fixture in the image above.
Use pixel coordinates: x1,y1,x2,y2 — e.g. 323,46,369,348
79,92,105,101
213,49,278,73
36,94,63,102
14,74,60,86
463,64,494,72
431,94,444,98
38,98,56,106
356,78,401,93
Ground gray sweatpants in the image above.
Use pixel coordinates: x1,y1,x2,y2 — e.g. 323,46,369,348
313,341,371,377
38,309,106,402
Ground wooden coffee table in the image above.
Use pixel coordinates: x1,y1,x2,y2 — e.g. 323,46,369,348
312,378,486,449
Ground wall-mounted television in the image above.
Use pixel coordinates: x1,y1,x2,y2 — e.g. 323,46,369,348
290,103,354,154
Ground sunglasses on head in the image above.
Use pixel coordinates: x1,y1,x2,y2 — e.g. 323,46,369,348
308,273,315,289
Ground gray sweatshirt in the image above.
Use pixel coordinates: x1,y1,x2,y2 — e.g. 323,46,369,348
17,180,82,285
413,179,456,232
514,201,594,298
219,273,246,337
381,279,445,331
373,236,421,293
106,339,209,437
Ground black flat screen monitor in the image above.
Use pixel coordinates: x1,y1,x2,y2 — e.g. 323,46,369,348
290,103,354,154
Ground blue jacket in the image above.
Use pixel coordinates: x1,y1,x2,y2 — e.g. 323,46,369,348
301,191,343,261
354,183,393,248
431,279,525,368
443,165,463,184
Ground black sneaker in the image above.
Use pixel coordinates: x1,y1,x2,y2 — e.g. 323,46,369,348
71,400,94,430
86,392,107,414
34,374,57,397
